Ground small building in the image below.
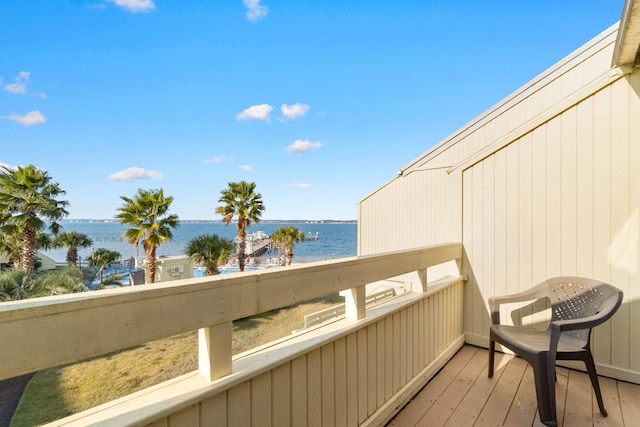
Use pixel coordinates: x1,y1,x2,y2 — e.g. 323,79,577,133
0,252,56,272
153,255,194,283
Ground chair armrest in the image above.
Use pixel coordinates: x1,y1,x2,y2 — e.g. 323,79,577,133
547,312,611,359
549,314,604,333
489,284,548,324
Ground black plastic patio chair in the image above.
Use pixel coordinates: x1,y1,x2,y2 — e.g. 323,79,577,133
487,277,623,427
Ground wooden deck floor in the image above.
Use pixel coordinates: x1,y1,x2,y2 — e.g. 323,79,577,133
388,345,640,427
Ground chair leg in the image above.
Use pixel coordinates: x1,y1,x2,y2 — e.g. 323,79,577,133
488,338,495,377
583,351,608,417
532,353,558,427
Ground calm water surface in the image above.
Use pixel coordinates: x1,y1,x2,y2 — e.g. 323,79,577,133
43,221,357,265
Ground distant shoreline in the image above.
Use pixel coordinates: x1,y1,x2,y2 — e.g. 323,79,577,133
62,219,358,224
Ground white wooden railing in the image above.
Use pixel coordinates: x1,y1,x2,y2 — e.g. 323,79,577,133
0,242,465,426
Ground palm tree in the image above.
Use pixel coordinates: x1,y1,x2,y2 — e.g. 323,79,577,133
87,248,121,284
39,266,85,295
0,232,51,271
115,189,179,283
185,234,233,276
215,181,265,272
0,230,22,267
271,226,304,266
0,269,44,301
0,165,69,273
53,231,93,267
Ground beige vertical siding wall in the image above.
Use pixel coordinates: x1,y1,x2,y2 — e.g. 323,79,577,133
359,25,618,256
358,169,462,284
358,168,462,256
359,23,640,383
463,70,640,383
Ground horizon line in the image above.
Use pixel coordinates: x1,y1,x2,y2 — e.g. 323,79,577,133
62,218,358,222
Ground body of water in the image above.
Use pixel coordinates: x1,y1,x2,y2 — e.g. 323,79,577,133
43,221,357,265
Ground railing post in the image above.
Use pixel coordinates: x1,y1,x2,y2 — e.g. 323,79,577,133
343,286,366,320
455,257,463,276
418,269,428,292
198,322,232,381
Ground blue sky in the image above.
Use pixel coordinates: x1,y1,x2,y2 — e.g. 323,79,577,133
0,0,624,220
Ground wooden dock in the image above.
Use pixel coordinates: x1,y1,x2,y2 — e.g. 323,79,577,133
304,232,319,241
243,233,271,257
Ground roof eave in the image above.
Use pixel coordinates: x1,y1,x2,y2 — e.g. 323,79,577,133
613,0,640,66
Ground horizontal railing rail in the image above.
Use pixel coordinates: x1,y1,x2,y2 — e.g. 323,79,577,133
0,242,462,383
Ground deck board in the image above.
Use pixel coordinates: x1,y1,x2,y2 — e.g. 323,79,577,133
389,345,639,427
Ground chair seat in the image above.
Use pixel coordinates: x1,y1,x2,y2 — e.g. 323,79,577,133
491,324,587,355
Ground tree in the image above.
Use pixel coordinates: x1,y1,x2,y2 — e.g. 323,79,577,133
0,267,85,301
0,165,69,273
115,189,179,283
185,234,233,276
0,269,44,301
271,226,304,266
1,231,51,271
53,231,93,267
0,230,22,267
216,181,265,272
87,248,121,284
39,266,85,295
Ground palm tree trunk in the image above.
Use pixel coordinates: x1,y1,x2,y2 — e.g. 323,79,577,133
147,246,157,283
285,245,294,266
19,227,37,273
237,236,246,272
67,248,78,266
237,224,247,272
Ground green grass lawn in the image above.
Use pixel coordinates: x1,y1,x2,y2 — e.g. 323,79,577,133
11,295,343,426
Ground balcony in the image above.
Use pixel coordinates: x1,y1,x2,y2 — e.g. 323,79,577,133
1,242,638,426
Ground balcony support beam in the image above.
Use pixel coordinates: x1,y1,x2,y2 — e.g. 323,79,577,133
199,322,232,381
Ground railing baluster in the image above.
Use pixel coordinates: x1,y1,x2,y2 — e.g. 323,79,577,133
199,322,232,381
418,269,428,292
343,287,366,320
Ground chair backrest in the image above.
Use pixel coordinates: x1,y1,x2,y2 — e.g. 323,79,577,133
546,277,623,342
129,268,146,286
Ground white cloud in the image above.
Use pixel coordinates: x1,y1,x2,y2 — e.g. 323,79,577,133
108,166,162,181
203,155,231,164
243,0,269,22
281,103,310,120
236,104,273,121
106,0,156,13
239,165,254,171
290,183,310,190
2,71,47,98
2,111,46,126
3,71,30,95
286,139,323,154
